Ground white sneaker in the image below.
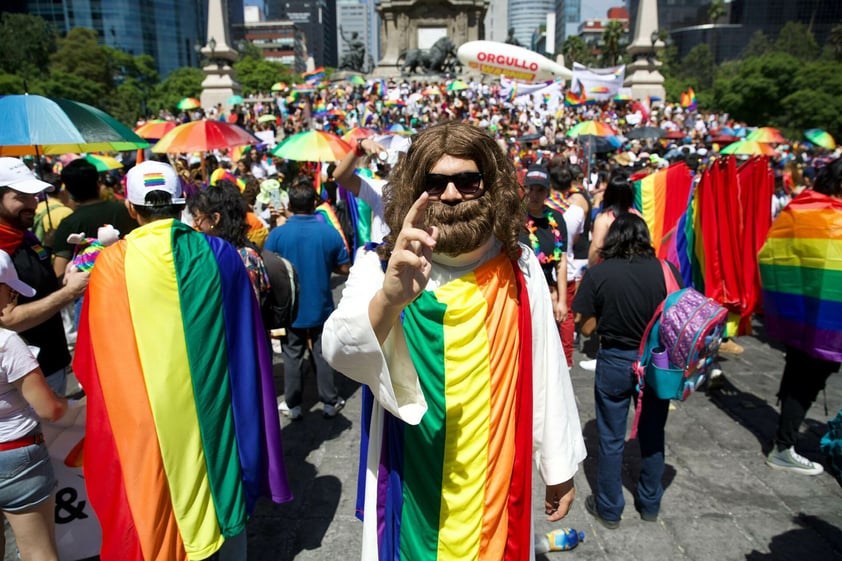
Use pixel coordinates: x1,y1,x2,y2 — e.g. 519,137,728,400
579,359,597,371
766,447,824,475
278,400,302,420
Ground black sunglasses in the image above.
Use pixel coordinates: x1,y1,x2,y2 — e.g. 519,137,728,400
424,172,484,197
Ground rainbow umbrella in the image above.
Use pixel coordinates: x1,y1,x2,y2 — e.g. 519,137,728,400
258,114,277,124
746,127,786,144
227,95,244,106
446,80,469,92
384,99,406,107
84,154,123,172
422,86,442,96
176,97,201,111
719,139,777,156
271,130,352,162
270,82,288,92
566,121,616,138
347,75,366,86
383,123,413,136
342,127,375,144
151,120,260,153
805,129,836,150
134,120,177,140
0,94,149,156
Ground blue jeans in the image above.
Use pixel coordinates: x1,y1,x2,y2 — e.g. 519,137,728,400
0,434,56,513
594,347,670,521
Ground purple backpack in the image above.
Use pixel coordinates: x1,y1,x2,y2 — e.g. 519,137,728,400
631,261,728,437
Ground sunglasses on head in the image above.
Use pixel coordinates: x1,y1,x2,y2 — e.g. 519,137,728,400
424,172,483,197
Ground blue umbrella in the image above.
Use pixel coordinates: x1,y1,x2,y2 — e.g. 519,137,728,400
0,94,149,156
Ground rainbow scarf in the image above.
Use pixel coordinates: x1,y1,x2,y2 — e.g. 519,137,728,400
633,163,694,259
758,189,842,362
544,191,571,214
74,219,291,561
366,254,534,560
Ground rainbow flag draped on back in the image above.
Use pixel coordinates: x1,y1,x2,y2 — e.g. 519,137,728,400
73,219,292,561
758,189,842,362
633,163,694,259
364,255,534,561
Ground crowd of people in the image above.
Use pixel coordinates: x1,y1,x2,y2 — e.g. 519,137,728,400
0,73,839,560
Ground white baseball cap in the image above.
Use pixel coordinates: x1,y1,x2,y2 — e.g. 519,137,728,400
0,250,35,297
125,161,185,207
0,157,52,194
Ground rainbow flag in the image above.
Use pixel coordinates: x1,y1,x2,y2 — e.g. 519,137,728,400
74,219,291,561
316,201,352,257
302,66,325,83
362,254,534,560
564,89,585,107
758,189,842,362
209,168,245,191
544,191,571,214
633,163,694,259
680,87,697,111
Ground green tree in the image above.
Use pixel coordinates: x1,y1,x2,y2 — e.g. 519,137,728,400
829,24,842,60
103,47,159,123
562,35,594,66
147,67,204,114
780,90,842,141
600,20,626,66
742,31,771,58
49,27,112,90
0,13,57,80
714,52,800,126
678,43,715,89
234,55,291,95
773,22,820,62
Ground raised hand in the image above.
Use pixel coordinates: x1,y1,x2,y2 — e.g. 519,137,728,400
381,192,438,308
369,192,438,344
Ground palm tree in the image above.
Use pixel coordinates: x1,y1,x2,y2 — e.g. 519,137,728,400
831,24,842,60
562,35,590,66
601,20,626,66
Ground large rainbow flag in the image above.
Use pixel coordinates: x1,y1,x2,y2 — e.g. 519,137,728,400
74,219,291,561
758,189,842,362
361,254,534,560
633,163,694,259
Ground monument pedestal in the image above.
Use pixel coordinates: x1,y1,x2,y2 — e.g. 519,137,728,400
200,61,242,113
624,57,665,101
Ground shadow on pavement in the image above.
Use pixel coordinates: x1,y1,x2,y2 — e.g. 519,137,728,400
744,513,842,560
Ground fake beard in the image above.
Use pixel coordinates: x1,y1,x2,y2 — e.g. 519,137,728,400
426,197,494,256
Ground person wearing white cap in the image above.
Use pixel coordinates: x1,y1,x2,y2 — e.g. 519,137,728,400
0,248,68,561
0,157,89,396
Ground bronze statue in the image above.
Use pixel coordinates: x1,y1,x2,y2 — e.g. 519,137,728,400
397,37,459,75
505,27,522,47
339,26,366,72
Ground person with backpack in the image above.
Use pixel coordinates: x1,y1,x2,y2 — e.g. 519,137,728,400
572,213,679,528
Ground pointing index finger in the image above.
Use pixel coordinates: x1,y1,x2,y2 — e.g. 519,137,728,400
402,191,431,231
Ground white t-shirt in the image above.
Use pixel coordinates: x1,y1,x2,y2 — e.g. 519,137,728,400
0,328,40,441
561,204,585,281
358,176,389,244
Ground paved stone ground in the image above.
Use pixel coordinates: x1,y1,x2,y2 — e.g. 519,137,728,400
6,318,841,561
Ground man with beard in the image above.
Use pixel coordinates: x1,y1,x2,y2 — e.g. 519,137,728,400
0,158,89,395
323,122,586,561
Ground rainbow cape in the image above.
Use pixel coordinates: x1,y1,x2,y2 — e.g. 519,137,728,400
758,189,842,362
74,219,291,561
361,255,534,560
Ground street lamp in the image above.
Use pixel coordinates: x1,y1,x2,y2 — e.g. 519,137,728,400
208,36,217,56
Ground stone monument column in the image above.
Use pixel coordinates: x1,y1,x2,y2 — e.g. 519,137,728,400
200,0,242,113
624,0,666,102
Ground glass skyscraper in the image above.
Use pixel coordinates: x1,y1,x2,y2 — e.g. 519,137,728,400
19,0,245,77
508,0,554,49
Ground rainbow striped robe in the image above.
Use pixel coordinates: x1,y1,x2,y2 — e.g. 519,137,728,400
74,219,292,561
323,241,586,561
758,189,842,362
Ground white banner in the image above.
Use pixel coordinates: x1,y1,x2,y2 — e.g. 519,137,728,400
42,399,102,561
571,63,626,101
499,77,564,112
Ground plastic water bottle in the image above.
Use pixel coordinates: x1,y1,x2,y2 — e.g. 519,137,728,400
534,528,585,553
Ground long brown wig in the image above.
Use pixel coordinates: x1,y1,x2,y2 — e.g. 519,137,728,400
380,121,522,260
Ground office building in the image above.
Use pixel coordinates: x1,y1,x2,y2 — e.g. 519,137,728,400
336,0,378,70
267,0,337,68
17,0,246,77
508,0,554,49
484,0,509,42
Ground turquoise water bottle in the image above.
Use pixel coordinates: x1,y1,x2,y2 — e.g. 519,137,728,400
534,528,585,553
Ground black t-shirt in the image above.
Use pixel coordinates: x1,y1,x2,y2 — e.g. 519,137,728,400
518,208,568,287
572,255,681,350
50,200,138,259
12,234,71,375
